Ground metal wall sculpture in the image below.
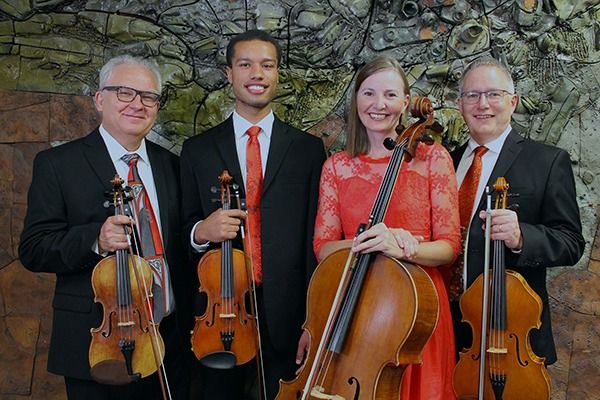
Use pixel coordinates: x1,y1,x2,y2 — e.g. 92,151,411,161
0,0,598,246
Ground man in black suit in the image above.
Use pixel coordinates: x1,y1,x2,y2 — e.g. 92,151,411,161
450,57,585,365
19,55,192,399
180,30,326,399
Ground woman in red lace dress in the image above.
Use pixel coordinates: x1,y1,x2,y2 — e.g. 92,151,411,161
313,55,460,399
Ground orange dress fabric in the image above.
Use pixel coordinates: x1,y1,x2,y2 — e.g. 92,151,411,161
314,142,460,400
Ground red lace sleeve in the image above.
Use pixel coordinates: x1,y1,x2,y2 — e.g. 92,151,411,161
313,155,343,257
428,143,461,260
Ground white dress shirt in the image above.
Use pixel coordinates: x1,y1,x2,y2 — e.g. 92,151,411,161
455,125,512,290
190,111,275,252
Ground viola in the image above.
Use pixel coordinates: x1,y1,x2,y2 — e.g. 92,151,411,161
277,97,441,400
453,177,551,399
190,170,259,369
89,176,166,390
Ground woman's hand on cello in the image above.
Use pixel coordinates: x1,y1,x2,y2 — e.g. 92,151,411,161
352,223,420,260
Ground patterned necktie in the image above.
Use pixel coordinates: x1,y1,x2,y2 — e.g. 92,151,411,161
121,153,171,320
245,126,263,284
447,145,488,301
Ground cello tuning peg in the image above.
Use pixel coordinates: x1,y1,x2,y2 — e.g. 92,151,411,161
428,120,444,134
383,137,396,150
419,134,435,145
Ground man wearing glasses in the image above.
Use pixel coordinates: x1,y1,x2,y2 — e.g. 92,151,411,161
448,56,585,367
19,55,191,399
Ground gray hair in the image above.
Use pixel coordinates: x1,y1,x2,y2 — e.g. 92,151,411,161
98,55,162,93
459,57,515,94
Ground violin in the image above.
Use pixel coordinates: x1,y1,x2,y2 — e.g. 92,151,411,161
89,176,166,389
277,97,440,399
190,170,259,369
453,177,551,399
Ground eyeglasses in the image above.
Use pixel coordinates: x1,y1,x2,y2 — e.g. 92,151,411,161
460,90,514,104
102,86,161,107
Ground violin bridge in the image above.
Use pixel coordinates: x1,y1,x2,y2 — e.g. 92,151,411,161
219,313,236,319
117,321,135,327
487,346,508,354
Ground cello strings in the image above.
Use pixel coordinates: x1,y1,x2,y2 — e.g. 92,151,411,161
309,138,408,396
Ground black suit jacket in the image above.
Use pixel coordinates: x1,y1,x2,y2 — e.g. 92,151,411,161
451,129,585,364
19,129,193,380
180,116,326,354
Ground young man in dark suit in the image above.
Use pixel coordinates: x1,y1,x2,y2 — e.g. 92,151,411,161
180,30,326,399
450,57,585,365
19,55,192,399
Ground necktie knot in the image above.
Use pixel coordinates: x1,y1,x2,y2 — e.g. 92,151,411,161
246,126,261,138
473,145,488,158
121,153,140,167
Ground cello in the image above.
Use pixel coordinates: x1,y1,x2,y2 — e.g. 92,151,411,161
190,170,260,370
89,176,169,397
453,177,551,399
277,97,440,400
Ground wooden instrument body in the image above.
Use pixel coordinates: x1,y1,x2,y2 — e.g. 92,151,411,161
89,254,164,384
277,248,438,399
191,247,257,366
453,270,551,399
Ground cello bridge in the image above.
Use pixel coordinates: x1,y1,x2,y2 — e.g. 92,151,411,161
309,386,346,399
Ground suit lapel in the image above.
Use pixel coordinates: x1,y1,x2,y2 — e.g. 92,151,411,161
82,129,116,193
215,117,245,187
452,144,467,169
263,118,293,194
476,129,523,212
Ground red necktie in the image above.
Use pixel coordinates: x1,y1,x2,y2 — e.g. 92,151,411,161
446,145,488,301
122,153,171,320
245,126,263,284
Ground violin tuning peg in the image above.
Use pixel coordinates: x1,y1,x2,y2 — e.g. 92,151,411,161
103,200,111,209
508,204,520,212
210,186,218,193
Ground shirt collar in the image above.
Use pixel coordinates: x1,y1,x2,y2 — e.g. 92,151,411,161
232,110,274,140
99,124,149,166
466,125,512,156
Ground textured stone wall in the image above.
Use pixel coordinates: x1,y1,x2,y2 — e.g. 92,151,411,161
1,0,600,398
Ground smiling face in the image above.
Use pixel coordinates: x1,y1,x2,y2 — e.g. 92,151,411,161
226,39,279,122
356,68,410,142
458,65,518,145
94,63,159,150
